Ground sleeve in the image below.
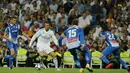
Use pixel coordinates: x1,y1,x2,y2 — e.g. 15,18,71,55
101,32,106,45
51,31,58,46
58,36,63,47
63,30,67,36
5,27,9,36
29,30,41,47
79,28,84,45
101,32,106,38
114,34,119,40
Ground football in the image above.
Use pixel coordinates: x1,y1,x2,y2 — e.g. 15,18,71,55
35,64,41,70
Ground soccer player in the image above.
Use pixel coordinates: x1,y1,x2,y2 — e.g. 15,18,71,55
100,27,130,73
29,21,60,71
58,19,93,73
3,16,20,69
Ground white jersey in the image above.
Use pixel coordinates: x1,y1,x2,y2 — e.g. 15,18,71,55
29,28,58,48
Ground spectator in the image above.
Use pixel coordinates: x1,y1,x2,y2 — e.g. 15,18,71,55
10,0,17,11
120,33,128,51
76,0,85,15
126,0,130,6
68,10,77,25
78,12,90,29
49,0,58,12
64,0,73,14
19,10,26,22
91,0,102,24
49,12,57,22
60,13,68,27
78,12,92,35
126,40,130,52
0,39,4,66
24,0,34,11
68,4,79,16
85,0,91,11
50,21,58,33
32,1,40,12
4,16,11,29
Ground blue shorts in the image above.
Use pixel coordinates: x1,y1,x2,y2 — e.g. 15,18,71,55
7,41,18,54
68,45,89,56
102,46,120,58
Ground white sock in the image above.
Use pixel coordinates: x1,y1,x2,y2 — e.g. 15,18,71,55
53,57,58,69
40,56,47,69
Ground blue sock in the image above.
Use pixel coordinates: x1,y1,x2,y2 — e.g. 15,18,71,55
85,52,91,64
120,59,130,70
9,55,13,67
4,55,10,60
100,56,110,64
74,58,81,68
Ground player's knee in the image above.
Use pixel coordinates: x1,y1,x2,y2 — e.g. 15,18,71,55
38,52,44,57
50,52,56,58
115,56,120,60
74,57,78,60
10,48,15,55
100,53,104,58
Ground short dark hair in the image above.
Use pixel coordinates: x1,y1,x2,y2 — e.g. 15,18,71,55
44,20,51,25
7,16,11,19
72,19,79,25
11,16,17,19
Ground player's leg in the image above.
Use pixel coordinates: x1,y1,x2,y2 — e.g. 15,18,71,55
119,59,130,73
36,47,47,70
4,42,13,60
100,46,113,65
69,49,82,68
5,42,15,69
82,45,93,72
49,51,59,70
69,49,83,73
82,46,91,65
102,47,120,69
37,51,47,69
46,46,59,70
13,43,18,67
9,48,15,69
114,48,130,73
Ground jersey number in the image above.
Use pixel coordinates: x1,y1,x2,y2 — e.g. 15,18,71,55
68,29,76,38
107,33,114,40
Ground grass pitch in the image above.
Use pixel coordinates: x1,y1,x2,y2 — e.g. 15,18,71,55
0,67,127,73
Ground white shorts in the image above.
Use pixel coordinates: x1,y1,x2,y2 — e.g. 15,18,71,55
37,45,54,54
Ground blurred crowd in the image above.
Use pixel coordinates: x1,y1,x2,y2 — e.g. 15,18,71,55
0,0,130,67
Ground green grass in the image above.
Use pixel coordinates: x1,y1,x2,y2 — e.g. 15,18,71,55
0,67,127,73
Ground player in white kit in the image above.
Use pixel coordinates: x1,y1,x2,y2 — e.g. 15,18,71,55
29,21,60,71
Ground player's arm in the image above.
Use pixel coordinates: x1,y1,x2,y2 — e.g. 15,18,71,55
79,28,85,45
79,28,84,45
22,32,31,41
100,35,106,51
51,32,63,46
78,28,85,50
3,28,13,42
114,34,121,45
29,30,41,47
58,33,66,47
117,38,121,45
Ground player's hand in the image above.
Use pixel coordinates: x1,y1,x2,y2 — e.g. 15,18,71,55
28,46,32,49
9,39,14,42
80,45,84,51
55,45,59,49
27,36,31,41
